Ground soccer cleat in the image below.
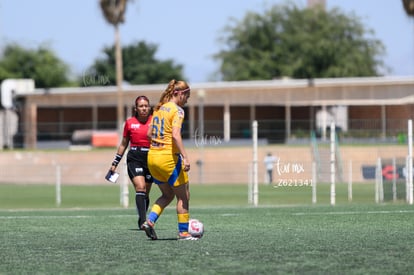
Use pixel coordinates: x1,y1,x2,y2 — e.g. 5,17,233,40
178,232,199,241
141,221,157,240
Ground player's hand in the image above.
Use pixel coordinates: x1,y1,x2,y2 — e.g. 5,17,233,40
183,157,191,172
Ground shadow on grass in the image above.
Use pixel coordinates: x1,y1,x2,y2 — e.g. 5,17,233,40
128,228,178,240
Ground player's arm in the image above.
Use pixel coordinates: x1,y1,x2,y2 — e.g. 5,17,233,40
147,122,153,141
105,135,128,183
172,126,190,172
110,135,129,171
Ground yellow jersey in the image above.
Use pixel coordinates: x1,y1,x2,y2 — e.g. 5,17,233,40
149,101,185,154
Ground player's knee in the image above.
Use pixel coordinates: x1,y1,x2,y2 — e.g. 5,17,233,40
162,192,174,203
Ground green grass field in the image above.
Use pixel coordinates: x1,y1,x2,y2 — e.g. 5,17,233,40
0,182,380,209
1,183,414,274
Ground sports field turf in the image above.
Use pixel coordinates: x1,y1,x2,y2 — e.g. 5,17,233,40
1,183,414,274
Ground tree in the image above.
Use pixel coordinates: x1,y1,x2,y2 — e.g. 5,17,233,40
402,0,414,16
214,3,386,81
0,43,71,88
84,41,185,85
99,0,128,132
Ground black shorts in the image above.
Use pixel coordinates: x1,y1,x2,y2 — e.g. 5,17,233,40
126,148,153,183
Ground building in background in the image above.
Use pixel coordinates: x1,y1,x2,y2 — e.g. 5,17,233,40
4,76,413,149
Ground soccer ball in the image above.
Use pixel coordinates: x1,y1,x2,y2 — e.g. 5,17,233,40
188,219,204,238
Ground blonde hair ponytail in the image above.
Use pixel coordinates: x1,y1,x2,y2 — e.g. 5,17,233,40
154,79,190,111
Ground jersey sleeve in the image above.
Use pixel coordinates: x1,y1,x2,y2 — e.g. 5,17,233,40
122,120,129,137
172,107,185,129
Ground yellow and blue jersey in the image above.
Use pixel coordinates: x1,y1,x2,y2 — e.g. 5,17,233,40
149,101,184,154
148,101,188,186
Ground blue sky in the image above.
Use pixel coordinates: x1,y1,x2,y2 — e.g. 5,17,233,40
1,0,413,84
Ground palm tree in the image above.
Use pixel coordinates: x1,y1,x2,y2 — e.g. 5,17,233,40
402,0,414,16
100,0,128,132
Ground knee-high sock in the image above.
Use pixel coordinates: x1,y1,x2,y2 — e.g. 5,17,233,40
145,196,150,212
136,192,147,226
148,204,164,224
177,213,190,233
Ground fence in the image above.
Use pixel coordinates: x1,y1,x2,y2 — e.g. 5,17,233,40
1,145,413,208
0,143,410,185
1,118,413,207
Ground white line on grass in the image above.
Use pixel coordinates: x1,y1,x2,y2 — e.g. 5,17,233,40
1,213,241,219
293,210,414,216
0,214,135,219
220,213,240,216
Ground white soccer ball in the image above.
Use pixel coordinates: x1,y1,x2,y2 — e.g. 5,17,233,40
188,218,204,238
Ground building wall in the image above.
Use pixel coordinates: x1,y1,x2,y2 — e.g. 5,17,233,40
0,145,408,185
27,103,414,143
14,77,414,148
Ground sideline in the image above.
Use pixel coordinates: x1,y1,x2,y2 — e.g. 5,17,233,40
292,209,414,216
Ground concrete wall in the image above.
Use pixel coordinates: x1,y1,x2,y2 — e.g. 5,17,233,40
0,144,410,185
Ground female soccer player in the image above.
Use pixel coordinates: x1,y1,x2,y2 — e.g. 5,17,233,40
108,95,153,229
142,79,197,240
